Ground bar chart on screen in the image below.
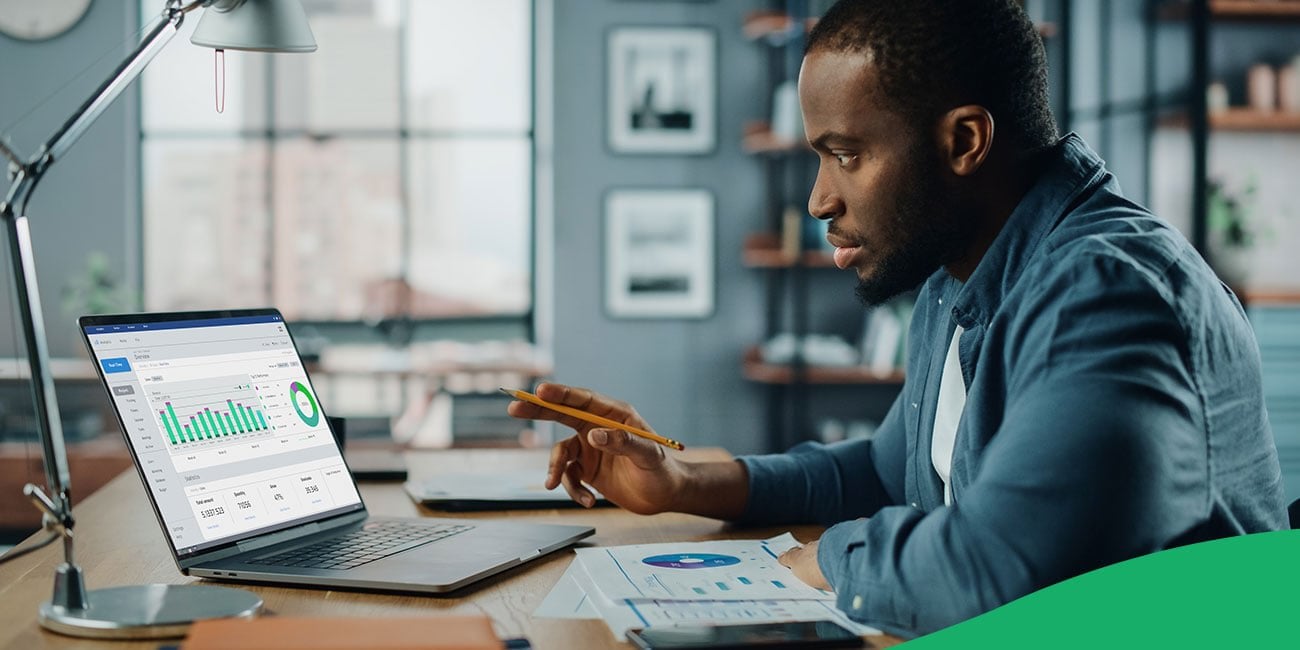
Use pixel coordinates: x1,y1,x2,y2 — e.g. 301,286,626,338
149,375,272,447
144,373,335,472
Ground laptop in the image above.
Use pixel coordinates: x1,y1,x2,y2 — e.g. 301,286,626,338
79,308,593,594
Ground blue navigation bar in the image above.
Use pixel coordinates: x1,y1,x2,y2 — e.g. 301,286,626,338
83,314,282,335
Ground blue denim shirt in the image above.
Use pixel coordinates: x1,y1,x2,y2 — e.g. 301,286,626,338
737,134,1287,637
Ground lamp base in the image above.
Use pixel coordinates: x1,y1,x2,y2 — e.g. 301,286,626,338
38,584,262,639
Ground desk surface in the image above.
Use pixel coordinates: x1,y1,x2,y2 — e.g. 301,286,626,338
0,448,899,650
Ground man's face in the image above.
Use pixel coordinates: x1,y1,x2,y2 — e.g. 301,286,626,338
799,49,974,306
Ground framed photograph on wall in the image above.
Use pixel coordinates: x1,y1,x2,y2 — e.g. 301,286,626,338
607,27,717,154
605,189,715,318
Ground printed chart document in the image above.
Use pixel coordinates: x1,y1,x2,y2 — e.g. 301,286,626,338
574,534,831,601
534,534,880,639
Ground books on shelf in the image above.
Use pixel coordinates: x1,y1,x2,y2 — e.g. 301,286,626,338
860,298,914,378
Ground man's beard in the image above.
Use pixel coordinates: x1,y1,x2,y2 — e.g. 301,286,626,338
854,148,973,307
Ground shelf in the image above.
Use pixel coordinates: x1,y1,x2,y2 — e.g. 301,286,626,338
742,121,809,154
1161,0,1300,20
743,11,1058,41
743,347,904,385
742,11,818,43
1158,108,1300,131
1243,289,1300,305
743,233,837,268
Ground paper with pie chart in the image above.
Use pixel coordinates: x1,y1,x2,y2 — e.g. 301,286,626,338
572,533,833,602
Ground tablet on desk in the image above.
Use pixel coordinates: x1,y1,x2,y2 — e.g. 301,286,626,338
405,474,611,510
345,448,409,481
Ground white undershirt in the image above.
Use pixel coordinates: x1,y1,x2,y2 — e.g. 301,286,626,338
931,325,967,506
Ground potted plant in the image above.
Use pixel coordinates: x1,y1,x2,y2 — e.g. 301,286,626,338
1206,176,1260,290
62,252,135,318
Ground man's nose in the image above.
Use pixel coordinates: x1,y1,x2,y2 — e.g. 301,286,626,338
808,174,842,220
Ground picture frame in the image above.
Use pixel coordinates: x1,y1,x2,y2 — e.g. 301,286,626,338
607,26,717,154
604,189,715,319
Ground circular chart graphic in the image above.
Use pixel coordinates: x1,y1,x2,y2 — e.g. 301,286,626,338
289,381,320,427
642,553,741,569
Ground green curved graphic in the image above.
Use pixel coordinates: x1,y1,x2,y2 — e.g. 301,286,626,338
289,381,320,427
900,529,1299,648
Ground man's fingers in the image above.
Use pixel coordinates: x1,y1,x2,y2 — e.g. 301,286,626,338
536,382,643,424
546,436,581,490
561,461,596,508
586,428,665,470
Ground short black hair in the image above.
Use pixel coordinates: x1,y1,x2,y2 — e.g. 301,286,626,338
807,0,1058,154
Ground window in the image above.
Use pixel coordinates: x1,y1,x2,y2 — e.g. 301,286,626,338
139,0,533,323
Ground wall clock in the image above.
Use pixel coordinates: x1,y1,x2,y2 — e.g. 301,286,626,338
0,0,93,42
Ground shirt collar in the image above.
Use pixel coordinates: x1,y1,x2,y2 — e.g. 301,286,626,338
948,133,1108,328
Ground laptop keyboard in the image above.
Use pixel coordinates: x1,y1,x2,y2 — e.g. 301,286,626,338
248,521,474,571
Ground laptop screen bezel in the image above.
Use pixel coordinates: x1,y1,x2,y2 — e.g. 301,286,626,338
79,308,369,563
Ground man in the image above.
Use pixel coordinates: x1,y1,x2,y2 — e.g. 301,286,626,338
508,0,1287,637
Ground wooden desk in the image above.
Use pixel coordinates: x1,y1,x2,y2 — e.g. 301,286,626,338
0,449,899,649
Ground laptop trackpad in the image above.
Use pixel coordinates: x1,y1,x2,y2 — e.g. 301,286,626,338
375,544,523,584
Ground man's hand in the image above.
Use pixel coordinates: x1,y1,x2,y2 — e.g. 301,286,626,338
506,382,688,514
778,539,831,591
505,382,751,519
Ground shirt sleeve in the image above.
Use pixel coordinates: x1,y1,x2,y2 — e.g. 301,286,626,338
815,254,1212,636
735,392,907,526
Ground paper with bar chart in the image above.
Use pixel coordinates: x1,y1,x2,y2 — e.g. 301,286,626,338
536,534,880,639
572,535,832,602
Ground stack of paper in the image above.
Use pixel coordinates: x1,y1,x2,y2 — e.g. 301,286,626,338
534,534,880,639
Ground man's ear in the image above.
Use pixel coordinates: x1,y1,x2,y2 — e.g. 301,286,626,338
938,105,994,177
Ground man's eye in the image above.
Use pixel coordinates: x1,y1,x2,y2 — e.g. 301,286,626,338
833,153,856,166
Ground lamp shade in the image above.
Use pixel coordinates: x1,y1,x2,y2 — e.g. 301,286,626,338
191,0,317,53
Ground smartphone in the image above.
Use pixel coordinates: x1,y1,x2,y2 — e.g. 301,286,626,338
625,621,868,650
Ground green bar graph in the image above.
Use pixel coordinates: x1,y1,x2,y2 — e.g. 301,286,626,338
227,400,244,433
166,403,184,440
160,412,178,444
161,397,270,446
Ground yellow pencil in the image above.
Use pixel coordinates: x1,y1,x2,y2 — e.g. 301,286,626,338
500,387,685,451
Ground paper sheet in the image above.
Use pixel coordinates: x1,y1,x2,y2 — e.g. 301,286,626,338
595,597,882,638
572,533,833,602
533,562,599,619
533,534,881,640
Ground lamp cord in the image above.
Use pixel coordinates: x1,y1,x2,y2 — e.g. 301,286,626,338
0,531,58,566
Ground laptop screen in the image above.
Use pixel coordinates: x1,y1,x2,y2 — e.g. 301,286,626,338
83,312,363,558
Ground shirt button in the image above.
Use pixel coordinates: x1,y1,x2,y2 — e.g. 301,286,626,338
911,402,919,409
852,595,864,610
938,298,943,305
910,502,919,508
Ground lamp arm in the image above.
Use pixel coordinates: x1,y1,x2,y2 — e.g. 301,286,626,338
7,2,201,217
0,0,201,556
0,138,21,171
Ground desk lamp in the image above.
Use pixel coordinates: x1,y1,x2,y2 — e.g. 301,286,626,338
0,0,314,638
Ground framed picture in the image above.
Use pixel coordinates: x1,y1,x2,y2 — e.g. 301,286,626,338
607,27,716,154
605,189,715,319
